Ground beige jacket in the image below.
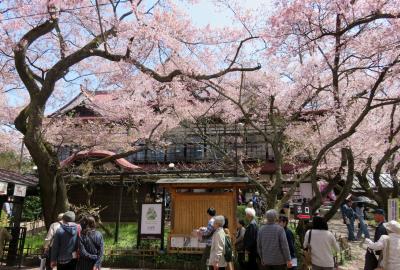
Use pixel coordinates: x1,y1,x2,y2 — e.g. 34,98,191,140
208,227,227,267
44,221,62,249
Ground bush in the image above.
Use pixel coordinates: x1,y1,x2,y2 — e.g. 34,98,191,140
22,196,42,221
0,210,9,226
236,205,247,224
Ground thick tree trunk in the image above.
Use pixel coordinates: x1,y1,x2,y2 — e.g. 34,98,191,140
36,164,69,229
16,107,69,229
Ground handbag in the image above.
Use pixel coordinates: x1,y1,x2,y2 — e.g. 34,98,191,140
302,230,312,269
374,237,390,270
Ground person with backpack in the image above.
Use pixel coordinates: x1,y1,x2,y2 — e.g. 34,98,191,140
223,216,234,270
77,216,104,270
50,211,80,270
208,215,227,270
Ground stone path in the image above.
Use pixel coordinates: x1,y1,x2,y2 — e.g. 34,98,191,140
329,219,370,270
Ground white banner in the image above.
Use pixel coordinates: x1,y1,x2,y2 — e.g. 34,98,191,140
388,199,399,221
140,203,162,235
13,184,27,197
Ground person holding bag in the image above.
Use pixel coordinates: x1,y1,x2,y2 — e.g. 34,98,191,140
365,220,400,270
303,216,339,270
43,213,64,270
364,209,387,270
77,216,104,270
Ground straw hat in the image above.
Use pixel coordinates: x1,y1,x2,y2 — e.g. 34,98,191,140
383,220,400,234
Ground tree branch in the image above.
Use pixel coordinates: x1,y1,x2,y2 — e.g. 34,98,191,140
14,19,57,96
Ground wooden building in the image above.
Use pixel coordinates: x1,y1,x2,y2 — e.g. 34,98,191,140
157,177,248,253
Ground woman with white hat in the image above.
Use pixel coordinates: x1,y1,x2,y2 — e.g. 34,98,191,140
365,220,400,270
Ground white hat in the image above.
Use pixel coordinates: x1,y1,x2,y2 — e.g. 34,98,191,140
383,220,400,234
255,191,260,196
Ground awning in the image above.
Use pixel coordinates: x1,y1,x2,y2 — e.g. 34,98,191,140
0,169,38,187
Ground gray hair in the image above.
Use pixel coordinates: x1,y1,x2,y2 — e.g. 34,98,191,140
266,209,278,223
245,207,256,218
214,215,225,227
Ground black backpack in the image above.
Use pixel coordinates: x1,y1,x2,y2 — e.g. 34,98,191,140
224,235,233,262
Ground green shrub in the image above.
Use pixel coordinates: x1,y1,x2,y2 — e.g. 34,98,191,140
0,210,9,226
237,205,247,224
22,196,42,221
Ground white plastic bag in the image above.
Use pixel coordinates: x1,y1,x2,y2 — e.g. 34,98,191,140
39,257,46,270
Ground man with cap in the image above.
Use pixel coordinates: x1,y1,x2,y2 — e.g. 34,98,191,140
340,198,356,241
51,211,80,270
364,209,387,270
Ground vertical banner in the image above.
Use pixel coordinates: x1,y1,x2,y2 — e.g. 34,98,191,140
388,199,399,221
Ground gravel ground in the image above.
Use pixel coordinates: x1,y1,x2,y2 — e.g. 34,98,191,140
329,218,370,270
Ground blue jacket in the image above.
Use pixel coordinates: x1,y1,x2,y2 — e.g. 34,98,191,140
341,204,355,220
284,227,296,259
51,222,79,264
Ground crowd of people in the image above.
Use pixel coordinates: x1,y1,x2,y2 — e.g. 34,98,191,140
43,211,104,270
198,206,340,270
198,203,400,270
40,199,400,270
339,197,400,270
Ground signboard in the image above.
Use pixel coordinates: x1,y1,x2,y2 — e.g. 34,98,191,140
299,183,313,199
293,203,312,220
13,184,27,197
0,182,8,195
137,202,165,249
139,203,163,236
388,199,399,221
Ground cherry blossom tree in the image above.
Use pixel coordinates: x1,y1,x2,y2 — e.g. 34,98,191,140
258,0,400,214
0,92,22,154
2,0,400,227
0,0,260,227
352,104,400,211
173,0,400,215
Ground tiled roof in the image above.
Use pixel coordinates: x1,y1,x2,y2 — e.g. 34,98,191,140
49,90,116,117
0,169,38,186
353,173,393,189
